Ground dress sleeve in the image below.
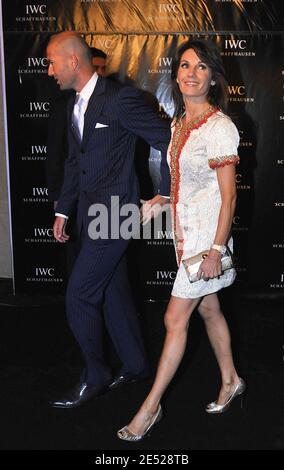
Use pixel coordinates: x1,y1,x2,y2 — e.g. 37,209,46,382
207,116,240,169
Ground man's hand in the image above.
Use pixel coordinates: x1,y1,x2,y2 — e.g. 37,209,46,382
140,195,169,225
53,216,70,243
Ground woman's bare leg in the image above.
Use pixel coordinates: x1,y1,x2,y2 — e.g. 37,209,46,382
198,293,240,404
122,295,201,436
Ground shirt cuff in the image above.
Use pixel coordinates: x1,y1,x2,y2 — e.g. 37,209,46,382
55,212,69,219
160,195,170,199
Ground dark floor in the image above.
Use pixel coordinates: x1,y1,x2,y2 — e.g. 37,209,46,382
0,280,283,451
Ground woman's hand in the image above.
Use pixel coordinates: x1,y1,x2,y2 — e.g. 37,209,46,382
197,249,222,281
140,195,169,225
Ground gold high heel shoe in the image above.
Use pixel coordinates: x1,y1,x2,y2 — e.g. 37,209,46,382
206,378,246,414
117,405,163,442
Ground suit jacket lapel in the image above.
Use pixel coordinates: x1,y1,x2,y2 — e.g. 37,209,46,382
82,76,106,147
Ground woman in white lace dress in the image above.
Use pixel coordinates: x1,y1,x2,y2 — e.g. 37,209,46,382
117,39,245,441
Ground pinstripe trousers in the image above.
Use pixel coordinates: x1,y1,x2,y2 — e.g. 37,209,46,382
65,234,148,387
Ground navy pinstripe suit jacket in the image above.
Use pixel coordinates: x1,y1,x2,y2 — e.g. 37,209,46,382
56,76,171,233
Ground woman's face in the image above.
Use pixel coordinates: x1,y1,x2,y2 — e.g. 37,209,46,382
177,48,212,103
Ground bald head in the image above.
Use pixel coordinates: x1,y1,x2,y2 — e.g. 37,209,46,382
48,32,92,63
47,32,94,91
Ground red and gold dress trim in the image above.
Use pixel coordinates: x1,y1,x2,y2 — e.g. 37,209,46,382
169,106,218,265
208,154,240,169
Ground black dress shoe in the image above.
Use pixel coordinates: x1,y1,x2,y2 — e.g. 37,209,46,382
50,382,106,409
108,373,149,391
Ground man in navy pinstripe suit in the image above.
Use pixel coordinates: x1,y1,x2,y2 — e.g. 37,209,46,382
47,32,171,408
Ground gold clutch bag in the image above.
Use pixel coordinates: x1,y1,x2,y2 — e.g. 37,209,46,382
182,248,233,283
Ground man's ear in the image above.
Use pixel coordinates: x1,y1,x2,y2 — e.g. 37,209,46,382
71,54,79,70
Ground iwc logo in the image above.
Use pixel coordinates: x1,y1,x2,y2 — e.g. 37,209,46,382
147,3,184,21
232,215,248,232
215,0,258,3
26,267,63,283
147,230,173,247
23,187,49,203
221,39,256,57
270,274,284,289
25,228,56,244
238,129,253,148
158,102,174,119
16,4,56,23
228,86,254,103
146,270,176,286
236,173,251,190
18,57,49,75
148,57,173,75
20,102,50,119
21,144,47,162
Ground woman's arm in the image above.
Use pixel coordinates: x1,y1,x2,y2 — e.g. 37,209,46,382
198,163,237,279
211,163,237,248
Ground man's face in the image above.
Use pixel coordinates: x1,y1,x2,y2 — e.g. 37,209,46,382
92,56,106,77
47,44,75,90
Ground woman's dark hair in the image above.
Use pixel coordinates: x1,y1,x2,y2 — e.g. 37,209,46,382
171,39,228,120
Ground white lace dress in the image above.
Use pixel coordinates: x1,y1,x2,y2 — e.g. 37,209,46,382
167,108,240,299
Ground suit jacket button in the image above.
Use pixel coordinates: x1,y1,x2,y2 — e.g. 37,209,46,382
82,170,86,175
